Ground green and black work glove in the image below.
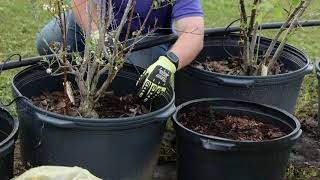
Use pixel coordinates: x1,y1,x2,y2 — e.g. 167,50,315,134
136,56,177,102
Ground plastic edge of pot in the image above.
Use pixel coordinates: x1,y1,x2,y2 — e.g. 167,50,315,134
0,106,19,156
315,59,320,79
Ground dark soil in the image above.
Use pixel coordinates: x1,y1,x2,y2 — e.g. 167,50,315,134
193,57,288,76
179,106,288,141
13,139,25,177
31,90,151,118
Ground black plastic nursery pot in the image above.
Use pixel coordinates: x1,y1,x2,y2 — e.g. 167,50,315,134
12,64,176,180
173,98,302,180
316,60,320,123
0,106,19,180
175,34,313,113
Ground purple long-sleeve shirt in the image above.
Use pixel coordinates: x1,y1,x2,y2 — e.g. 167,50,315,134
94,0,203,39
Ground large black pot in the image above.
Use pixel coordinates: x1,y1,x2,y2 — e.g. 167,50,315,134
12,64,176,180
316,60,320,129
173,98,302,180
175,34,313,113
0,106,19,180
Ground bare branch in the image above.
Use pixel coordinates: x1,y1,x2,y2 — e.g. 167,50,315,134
87,0,107,92
126,4,154,55
260,0,306,66
240,0,247,24
239,0,250,72
115,0,133,40
123,0,137,51
249,21,258,64
267,0,313,72
106,0,114,27
79,0,94,80
248,0,259,35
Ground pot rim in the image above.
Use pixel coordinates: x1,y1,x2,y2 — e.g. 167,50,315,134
186,34,311,80
173,98,301,144
316,59,320,73
0,106,19,148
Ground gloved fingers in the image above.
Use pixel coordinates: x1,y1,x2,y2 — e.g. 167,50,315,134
149,88,165,102
136,71,147,87
142,83,158,102
138,79,152,99
146,85,167,102
170,75,175,89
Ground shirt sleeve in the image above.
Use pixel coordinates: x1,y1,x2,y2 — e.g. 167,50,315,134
172,0,203,21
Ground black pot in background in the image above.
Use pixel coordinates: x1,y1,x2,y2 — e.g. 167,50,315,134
316,60,320,130
175,34,313,113
173,98,302,180
12,64,176,180
0,106,19,180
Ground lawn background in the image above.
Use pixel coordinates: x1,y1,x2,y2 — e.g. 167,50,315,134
0,0,320,179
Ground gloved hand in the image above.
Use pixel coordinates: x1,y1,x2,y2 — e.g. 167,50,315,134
136,56,176,102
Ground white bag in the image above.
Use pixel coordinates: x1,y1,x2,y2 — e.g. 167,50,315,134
12,166,103,180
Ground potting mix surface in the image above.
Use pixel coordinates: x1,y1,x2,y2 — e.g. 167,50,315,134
193,57,288,76
31,90,151,118
179,106,288,141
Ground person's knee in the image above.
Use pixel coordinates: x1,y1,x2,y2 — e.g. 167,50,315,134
36,32,50,55
36,11,84,55
36,18,63,56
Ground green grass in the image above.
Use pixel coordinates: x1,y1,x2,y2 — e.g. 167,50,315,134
0,0,49,114
286,165,320,180
1,0,320,178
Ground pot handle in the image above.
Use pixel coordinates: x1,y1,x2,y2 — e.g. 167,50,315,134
213,76,255,87
154,103,176,122
304,64,314,75
0,139,14,157
34,112,76,129
290,129,303,141
200,138,236,151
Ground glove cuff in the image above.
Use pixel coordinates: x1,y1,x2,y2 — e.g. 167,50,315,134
158,56,177,73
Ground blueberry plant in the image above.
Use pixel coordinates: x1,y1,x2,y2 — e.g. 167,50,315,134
34,0,174,117
238,0,313,76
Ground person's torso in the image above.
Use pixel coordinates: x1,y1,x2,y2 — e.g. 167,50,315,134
112,0,172,40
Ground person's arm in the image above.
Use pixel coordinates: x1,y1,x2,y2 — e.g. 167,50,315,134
71,0,98,33
136,16,204,102
169,16,204,70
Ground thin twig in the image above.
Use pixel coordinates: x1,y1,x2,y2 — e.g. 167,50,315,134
248,0,259,35
267,0,312,72
56,0,69,114
260,0,306,67
123,0,137,50
239,0,250,72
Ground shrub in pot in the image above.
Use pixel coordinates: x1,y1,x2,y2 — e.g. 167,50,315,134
0,105,19,180
175,0,314,113
173,98,302,180
12,1,176,179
